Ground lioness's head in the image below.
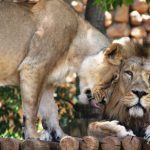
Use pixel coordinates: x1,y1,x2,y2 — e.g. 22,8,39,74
105,45,150,123
78,43,122,108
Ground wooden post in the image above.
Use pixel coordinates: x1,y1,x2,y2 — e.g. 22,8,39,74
0,138,21,150
100,136,121,150
121,136,141,150
22,139,50,150
80,136,99,150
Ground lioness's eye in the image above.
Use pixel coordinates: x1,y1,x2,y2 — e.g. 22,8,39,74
124,70,133,79
148,75,150,82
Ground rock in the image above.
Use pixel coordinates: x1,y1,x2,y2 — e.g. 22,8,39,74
121,136,141,150
132,0,149,14
114,5,129,23
104,11,113,27
144,33,150,44
142,14,150,23
143,23,150,31
81,0,87,5
107,23,130,38
132,37,144,44
131,26,147,38
130,11,142,25
71,1,85,13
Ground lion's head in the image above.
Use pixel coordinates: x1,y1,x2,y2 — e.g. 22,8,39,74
104,44,150,135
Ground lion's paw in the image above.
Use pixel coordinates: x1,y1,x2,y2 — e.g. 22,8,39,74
88,120,135,138
118,129,135,138
144,129,150,144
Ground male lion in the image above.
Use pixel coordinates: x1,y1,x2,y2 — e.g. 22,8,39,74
0,0,124,140
88,43,150,143
60,43,150,149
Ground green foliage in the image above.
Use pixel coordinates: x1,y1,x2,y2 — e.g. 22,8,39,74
94,0,150,10
0,78,79,138
0,87,22,138
55,77,79,128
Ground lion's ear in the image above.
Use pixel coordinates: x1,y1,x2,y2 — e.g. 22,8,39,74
104,43,123,65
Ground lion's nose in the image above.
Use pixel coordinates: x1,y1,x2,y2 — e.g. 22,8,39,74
132,90,148,99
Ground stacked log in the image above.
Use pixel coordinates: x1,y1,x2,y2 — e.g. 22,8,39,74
1,136,150,150
104,0,150,44
71,0,149,45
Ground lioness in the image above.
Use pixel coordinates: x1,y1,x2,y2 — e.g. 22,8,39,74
88,44,150,143
0,0,125,140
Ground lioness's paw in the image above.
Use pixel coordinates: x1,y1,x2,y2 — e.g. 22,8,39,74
50,130,65,142
39,129,65,141
40,130,52,141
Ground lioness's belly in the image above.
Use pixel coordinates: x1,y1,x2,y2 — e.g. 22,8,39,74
0,2,35,83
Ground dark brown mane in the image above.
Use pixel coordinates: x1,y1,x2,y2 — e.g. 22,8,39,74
122,42,150,59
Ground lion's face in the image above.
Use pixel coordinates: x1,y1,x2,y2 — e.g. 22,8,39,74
114,57,150,118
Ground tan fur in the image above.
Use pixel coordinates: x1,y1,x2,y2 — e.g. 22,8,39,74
88,43,150,142
0,0,117,140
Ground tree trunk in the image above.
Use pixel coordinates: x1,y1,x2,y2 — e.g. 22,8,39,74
85,0,106,34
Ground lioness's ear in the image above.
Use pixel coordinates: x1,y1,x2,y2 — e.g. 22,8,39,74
104,43,123,65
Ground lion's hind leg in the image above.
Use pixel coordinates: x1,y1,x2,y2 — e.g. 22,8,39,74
88,120,135,138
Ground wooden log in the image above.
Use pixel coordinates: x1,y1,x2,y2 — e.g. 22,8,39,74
100,136,121,150
80,136,99,150
0,138,21,150
121,136,141,150
22,139,50,150
48,141,60,150
60,136,79,150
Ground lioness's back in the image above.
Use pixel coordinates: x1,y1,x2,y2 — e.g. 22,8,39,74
0,0,78,84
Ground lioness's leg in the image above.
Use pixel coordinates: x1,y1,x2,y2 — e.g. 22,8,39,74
19,64,47,139
88,120,135,138
39,86,65,141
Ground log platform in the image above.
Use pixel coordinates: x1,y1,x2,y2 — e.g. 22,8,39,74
0,136,150,150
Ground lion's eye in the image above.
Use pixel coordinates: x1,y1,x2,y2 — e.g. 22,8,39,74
124,70,133,79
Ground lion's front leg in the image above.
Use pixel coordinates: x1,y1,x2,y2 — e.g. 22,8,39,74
39,86,65,141
88,120,135,138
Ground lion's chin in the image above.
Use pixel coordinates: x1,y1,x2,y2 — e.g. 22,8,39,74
129,106,144,118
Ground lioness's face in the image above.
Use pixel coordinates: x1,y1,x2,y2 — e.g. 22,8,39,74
78,43,122,108
120,57,150,118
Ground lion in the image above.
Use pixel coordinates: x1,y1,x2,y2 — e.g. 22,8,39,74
0,0,126,141
88,43,150,143
60,43,150,149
